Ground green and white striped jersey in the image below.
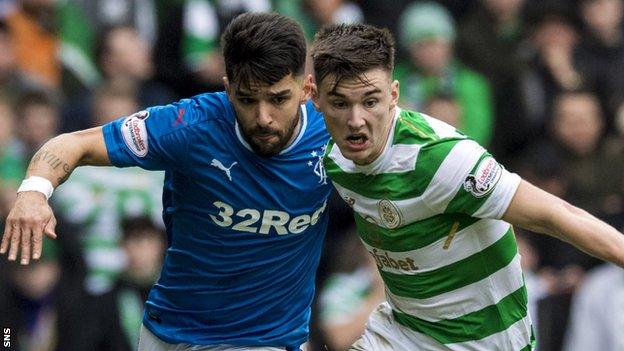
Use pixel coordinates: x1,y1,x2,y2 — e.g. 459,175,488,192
323,108,534,350
53,166,163,295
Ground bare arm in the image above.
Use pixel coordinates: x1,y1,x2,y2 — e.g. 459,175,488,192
1,127,110,264
503,180,624,268
27,127,111,186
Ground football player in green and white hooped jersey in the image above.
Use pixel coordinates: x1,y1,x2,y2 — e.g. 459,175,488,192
310,23,624,351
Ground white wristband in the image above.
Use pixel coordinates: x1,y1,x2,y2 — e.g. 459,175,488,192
17,176,54,200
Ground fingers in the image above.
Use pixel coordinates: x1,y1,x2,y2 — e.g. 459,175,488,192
8,226,21,262
2,214,55,264
44,215,57,240
31,222,44,261
20,227,32,265
0,222,12,254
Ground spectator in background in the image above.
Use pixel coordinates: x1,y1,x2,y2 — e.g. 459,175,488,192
181,0,270,89
575,0,624,132
95,25,174,108
57,216,167,351
549,91,624,223
56,0,159,96
63,25,174,132
520,2,585,141
53,82,163,295
522,91,623,271
318,229,384,351
0,21,43,103
15,90,60,159
0,239,59,351
457,0,529,160
422,93,462,129
4,0,59,88
275,0,363,41
563,262,624,351
395,2,494,146
0,97,25,218
154,0,270,97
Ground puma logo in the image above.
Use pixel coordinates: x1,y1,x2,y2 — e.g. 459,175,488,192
211,159,237,181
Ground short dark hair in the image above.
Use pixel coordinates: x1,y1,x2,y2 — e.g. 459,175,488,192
221,12,307,89
121,216,164,242
311,23,395,90
15,89,60,117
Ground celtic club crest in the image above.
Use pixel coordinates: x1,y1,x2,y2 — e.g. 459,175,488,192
378,199,402,229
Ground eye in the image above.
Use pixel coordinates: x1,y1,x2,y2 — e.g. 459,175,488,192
272,96,289,105
238,97,256,105
332,100,347,109
364,99,378,108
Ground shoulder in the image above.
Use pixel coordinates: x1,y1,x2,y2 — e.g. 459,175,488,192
148,91,232,126
395,109,465,144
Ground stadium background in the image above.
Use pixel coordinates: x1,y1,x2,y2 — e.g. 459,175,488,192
0,0,623,350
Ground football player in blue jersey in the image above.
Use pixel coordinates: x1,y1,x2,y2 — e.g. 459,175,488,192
2,13,332,351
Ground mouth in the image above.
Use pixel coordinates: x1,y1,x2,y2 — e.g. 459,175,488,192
345,134,370,150
254,132,279,142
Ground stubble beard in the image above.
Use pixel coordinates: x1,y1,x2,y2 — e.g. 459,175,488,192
244,110,300,158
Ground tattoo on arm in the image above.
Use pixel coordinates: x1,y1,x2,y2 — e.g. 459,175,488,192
29,150,73,184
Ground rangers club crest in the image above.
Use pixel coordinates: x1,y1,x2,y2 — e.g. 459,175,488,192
307,147,328,185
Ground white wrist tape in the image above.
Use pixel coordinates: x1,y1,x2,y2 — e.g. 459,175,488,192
17,176,54,200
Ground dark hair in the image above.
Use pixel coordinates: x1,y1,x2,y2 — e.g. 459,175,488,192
121,216,164,242
94,24,136,72
0,20,9,35
221,12,307,89
15,89,60,117
311,23,395,90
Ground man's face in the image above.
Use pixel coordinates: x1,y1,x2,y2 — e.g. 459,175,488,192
553,94,603,155
226,74,312,157
313,68,399,165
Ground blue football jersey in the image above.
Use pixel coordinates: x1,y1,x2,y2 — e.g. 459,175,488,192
102,92,332,349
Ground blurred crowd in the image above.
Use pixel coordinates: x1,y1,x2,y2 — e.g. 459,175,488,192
0,0,623,350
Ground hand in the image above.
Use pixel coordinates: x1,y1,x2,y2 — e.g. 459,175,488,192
1,191,57,265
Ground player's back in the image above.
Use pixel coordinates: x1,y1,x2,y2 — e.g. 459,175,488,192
102,92,332,349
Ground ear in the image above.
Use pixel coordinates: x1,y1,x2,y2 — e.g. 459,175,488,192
300,74,313,104
311,82,320,110
223,77,232,97
390,80,400,109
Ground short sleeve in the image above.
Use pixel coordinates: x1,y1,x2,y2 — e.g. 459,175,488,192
103,98,200,170
423,139,521,219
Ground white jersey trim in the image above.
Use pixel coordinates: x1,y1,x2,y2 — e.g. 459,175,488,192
361,219,511,274
386,253,524,322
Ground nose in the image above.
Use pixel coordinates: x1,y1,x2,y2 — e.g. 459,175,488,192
347,105,366,130
256,102,273,128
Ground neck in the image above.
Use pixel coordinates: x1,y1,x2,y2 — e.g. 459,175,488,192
284,107,303,149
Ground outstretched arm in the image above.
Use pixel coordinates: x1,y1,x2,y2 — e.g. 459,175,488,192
503,180,624,267
1,127,110,264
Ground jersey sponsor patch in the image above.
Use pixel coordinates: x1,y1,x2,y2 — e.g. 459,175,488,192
121,110,150,157
463,156,502,198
